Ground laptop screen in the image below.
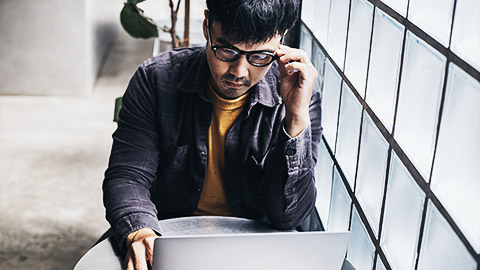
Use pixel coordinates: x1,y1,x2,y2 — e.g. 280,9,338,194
152,231,350,270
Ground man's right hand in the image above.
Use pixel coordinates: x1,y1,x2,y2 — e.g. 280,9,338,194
124,228,159,270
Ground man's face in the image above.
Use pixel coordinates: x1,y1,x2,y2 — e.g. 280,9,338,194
203,20,283,99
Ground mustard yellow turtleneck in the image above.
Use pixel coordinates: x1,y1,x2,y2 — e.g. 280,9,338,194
194,83,250,216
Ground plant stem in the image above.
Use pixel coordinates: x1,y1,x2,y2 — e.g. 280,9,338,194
183,0,190,47
169,0,182,48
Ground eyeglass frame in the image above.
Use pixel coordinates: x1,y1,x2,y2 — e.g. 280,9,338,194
206,20,281,67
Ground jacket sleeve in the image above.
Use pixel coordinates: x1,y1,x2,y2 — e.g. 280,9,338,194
263,90,322,229
103,65,161,251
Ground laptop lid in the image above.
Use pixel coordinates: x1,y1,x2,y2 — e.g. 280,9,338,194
152,231,350,270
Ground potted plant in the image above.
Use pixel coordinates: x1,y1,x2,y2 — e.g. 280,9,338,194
115,0,191,122
120,0,190,48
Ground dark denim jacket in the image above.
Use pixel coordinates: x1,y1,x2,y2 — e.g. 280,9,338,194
103,46,323,249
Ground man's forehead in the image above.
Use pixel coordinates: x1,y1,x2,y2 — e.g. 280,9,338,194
211,21,282,51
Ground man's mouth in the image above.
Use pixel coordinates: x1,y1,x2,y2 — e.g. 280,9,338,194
225,81,244,88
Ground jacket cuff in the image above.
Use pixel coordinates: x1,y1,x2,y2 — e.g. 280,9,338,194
113,213,161,252
277,123,313,196
279,123,312,170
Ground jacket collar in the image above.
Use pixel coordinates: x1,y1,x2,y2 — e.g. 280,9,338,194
250,61,282,107
176,47,282,108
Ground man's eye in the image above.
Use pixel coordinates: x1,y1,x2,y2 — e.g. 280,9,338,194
250,54,269,61
220,48,238,56
250,53,274,64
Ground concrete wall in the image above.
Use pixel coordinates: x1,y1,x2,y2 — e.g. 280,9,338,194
0,0,120,96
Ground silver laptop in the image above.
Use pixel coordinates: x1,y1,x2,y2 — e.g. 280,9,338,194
152,231,350,270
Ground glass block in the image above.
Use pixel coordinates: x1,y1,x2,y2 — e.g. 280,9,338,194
336,83,363,188
301,0,316,31
321,60,342,149
375,256,387,270
394,31,446,179
300,25,313,60
431,63,480,252
417,200,477,270
380,152,425,270
356,112,389,236
381,0,408,17
312,42,326,93
314,140,334,228
326,0,350,68
408,0,454,47
366,9,404,132
327,166,351,231
313,0,332,46
344,0,374,97
347,207,375,270
451,0,480,71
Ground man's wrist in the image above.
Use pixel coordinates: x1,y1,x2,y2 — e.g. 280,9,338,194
284,112,310,138
126,227,156,246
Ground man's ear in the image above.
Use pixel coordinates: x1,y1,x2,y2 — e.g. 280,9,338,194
203,10,209,41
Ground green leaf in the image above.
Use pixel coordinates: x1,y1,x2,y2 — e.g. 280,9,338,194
113,97,122,122
120,3,159,39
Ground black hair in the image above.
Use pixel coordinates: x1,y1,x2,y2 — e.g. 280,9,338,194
206,0,300,45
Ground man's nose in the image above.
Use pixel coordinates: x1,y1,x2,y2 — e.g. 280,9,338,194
228,56,250,79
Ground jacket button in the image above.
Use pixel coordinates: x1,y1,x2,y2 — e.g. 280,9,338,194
286,148,296,156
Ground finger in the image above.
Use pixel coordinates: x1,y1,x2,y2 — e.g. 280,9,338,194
125,251,135,270
131,241,149,270
278,55,312,78
279,53,309,66
278,57,310,78
284,62,316,78
277,48,310,64
144,236,157,266
276,44,296,55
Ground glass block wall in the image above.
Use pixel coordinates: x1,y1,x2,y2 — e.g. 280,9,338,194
300,0,480,269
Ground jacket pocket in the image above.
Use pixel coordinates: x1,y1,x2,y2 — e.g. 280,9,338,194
170,144,190,170
153,143,193,213
158,143,191,182
246,155,267,200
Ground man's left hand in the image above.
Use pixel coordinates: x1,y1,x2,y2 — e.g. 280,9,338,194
276,45,318,137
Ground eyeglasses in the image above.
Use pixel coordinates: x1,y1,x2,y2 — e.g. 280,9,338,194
207,21,279,67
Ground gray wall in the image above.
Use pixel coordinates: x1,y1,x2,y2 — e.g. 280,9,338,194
0,0,120,96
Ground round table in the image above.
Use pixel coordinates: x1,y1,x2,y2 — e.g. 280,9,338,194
73,216,354,270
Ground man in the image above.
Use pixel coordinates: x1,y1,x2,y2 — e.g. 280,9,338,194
103,0,322,269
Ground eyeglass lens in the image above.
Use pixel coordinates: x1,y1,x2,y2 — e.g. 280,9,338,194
215,47,275,66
